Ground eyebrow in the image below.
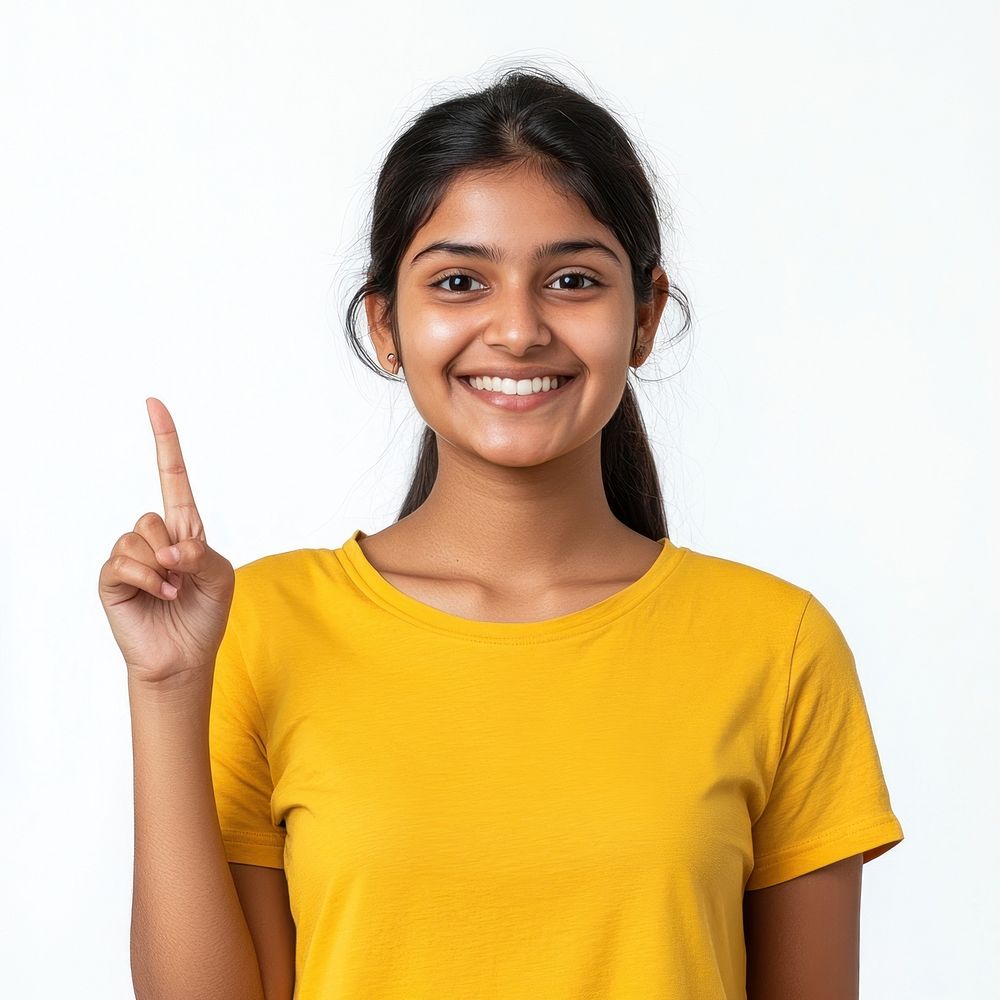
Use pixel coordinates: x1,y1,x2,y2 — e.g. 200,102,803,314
409,238,624,269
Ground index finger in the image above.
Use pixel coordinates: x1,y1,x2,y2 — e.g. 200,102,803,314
146,397,206,544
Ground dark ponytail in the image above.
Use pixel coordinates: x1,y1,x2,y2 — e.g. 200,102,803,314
343,62,692,542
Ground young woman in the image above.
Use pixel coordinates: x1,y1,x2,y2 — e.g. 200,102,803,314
101,66,904,1000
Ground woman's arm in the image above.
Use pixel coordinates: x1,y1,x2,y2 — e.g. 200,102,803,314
229,862,296,1000
743,853,863,999
128,679,267,1000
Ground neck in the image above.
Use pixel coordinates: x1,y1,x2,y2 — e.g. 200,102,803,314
396,433,633,586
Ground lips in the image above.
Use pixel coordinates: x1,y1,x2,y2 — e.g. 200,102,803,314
458,374,575,387
452,368,578,381
454,371,579,411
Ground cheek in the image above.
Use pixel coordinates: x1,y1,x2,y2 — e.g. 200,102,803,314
580,367,630,421
398,315,470,377
570,332,633,409
420,315,469,351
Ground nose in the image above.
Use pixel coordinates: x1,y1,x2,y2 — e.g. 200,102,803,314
481,286,554,356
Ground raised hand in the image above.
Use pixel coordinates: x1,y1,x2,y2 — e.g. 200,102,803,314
98,397,236,689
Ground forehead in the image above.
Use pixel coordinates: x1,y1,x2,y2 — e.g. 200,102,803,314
409,166,618,254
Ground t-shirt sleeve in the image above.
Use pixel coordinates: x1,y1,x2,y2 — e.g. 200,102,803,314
208,568,286,869
746,592,904,890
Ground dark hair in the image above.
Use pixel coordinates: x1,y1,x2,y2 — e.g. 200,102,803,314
343,62,692,542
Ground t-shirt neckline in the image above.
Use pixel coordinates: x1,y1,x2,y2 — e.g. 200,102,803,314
335,528,688,643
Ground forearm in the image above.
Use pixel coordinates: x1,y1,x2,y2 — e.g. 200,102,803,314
128,677,265,1000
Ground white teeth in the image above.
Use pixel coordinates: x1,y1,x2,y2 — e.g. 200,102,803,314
468,375,566,395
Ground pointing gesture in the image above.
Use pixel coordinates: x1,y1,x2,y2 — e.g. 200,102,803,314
152,395,207,550
98,398,236,689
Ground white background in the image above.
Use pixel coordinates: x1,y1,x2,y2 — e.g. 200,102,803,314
2,1,996,996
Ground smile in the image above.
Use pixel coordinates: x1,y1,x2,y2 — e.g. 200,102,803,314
455,374,578,412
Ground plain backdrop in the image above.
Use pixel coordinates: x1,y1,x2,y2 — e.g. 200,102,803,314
2,1,997,996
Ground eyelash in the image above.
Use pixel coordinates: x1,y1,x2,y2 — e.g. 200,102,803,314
430,270,604,294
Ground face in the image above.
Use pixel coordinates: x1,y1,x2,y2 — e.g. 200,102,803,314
367,164,669,470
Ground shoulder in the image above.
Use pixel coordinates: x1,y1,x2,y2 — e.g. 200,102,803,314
233,547,333,591
673,542,813,625
235,546,322,578
229,547,341,627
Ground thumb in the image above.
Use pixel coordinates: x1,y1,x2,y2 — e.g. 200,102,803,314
155,537,232,591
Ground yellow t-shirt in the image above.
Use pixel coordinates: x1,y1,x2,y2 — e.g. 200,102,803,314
209,529,904,999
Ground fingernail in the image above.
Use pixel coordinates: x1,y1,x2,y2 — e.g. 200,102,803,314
159,545,180,564
161,581,178,599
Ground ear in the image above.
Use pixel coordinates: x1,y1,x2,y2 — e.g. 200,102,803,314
364,291,396,367
636,266,670,351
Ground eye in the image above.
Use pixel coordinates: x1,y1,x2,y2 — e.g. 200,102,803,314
432,272,487,293
549,272,602,291
429,270,604,294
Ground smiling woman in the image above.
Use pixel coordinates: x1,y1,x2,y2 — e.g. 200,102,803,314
363,160,677,504
202,61,903,1000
